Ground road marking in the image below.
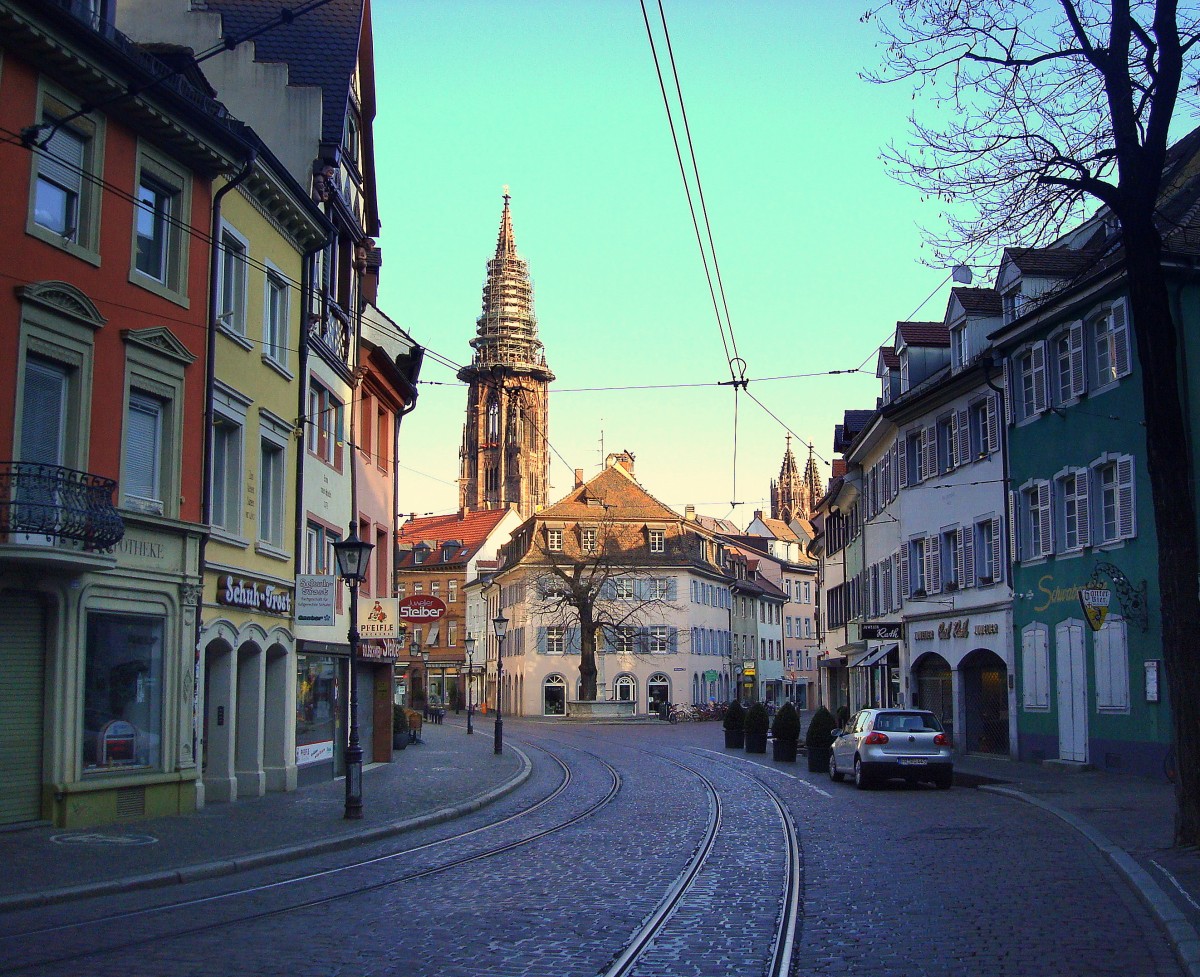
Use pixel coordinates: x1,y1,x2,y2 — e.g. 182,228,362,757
691,747,833,797
50,832,158,846
1151,859,1200,912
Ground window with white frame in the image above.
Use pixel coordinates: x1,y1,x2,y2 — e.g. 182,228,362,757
905,430,921,485
212,415,243,534
448,579,458,603
936,415,956,472
305,521,339,574
908,538,926,596
547,528,563,552
132,146,190,302
968,397,996,459
1055,468,1090,552
1021,622,1050,710
1017,344,1047,420
1092,455,1136,544
649,626,669,653
1094,616,1130,712
307,380,343,467
258,436,286,548
1092,301,1131,388
123,391,165,514
615,578,635,599
1022,480,1052,560
1051,325,1087,404
952,324,969,369
974,519,994,584
547,626,566,654
218,228,248,336
581,527,597,552
941,528,960,589
615,627,636,653
264,271,289,367
448,620,458,648
649,529,665,553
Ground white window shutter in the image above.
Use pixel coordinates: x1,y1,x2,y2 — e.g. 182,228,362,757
987,394,1000,454
39,125,85,198
1094,623,1112,709
950,413,960,468
955,526,966,586
923,426,937,480
1037,481,1053,557
957,408,970,463
1117,455,1136,538
929,535,942,593
1069,321,1087,398
991,516,1004,583
1075,468,1091,548
1031,342,1048,413
891,551,901,606
1112,300,1131,378
899,545,909,599
1003,358,1014,426
962,524,975,587
898,437,909,489
891,441,901,495
1008,490,1020,564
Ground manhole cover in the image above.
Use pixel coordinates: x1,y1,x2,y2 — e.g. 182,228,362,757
50,832,158,846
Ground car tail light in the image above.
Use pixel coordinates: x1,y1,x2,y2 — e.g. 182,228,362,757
863,731,889,745
934,733,951,747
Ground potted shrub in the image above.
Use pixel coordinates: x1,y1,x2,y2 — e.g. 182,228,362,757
744,702,769,754
392,704,409,750
805,705,837,773
771,701,801,762
723,699,745,748
405,707,424,744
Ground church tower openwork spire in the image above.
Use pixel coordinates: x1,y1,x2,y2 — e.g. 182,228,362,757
457,191,554,518
771,435,822,524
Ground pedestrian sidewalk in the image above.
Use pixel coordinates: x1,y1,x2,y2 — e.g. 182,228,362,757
951,752,1200,977
0,720,527,913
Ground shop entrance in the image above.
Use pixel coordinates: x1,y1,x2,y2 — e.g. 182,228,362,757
648,673,670,712
961,649,1009,755
543,674,566,715
0,590,45,825
912,652,954,739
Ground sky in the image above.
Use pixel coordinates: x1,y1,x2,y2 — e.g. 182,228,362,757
371,1,961,526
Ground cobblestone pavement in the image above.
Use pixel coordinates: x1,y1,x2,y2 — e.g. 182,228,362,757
0,720,1186,977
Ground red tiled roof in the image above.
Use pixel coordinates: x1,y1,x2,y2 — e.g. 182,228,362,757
1004,246,1100,277
951,287,1002,316
878,346,900,370
396,509,513,569
538,465,679,521
896,321,950,347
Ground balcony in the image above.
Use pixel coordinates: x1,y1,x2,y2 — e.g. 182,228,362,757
0,463,124,572
309,304,351,366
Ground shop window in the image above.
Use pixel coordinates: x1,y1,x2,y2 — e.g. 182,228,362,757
83,613,164,771
296,654,337,766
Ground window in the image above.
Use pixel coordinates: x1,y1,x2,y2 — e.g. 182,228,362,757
1093,455,1136,544
1003,287,1024,324
27,87,104,262
547,528,563,552
905,431,921,486
941,528,959,590
649,626,670,653
259,438,286,548
648,578,669,600
307,380,344,468
431,581,441,598
376,405,389,472
1022,480,1052,560
1094,617,1130,712
212,415,243,534
974,518,1002,585
1017,344,1047,420
486,397,500,442
907,538,926,596
1022,623,1050,710
131,144,191,302
83,613,164,771
968,397,997,459
936,415,956,472
1056,469,1090,552
448,620,458,648
264,272,289,367
448,579,458,603
615,578,635,599
1092,301,1131,387
615,627,635,654
135,178,172,282
581,527,597,553
218,228,248,336
649,529,665,553
547,626,566,655
305,522,340,574
124,392,164,513
951,324,968,369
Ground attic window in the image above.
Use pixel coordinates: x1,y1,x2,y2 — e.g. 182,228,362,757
1002,288,1024,324
648,529,665,553
547,528,563,552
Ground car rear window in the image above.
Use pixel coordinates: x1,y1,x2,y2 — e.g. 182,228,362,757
873,712,943,733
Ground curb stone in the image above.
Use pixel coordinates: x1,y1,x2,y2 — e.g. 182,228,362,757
981,784,1200,977
0,746,532,914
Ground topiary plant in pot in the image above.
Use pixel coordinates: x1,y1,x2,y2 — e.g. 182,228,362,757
805,705,837,773
744,702,769,754
723,699,745,749
771,701,801,762
392,703,409,751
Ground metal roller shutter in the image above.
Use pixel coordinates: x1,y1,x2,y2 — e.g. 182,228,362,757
0,590,46,824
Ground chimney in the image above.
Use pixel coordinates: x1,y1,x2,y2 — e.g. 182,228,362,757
574,468,584,489
685,505,695,520
606,450,635,475
753,509,763,522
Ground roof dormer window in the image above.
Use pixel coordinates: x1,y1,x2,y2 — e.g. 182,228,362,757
1002,287,1024,324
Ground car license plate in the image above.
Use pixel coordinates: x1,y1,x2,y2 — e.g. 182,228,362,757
898,758,927,766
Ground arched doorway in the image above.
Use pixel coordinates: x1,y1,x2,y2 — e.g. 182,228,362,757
648,673,670,713
543,674,566,716
961,649,1009,755
614,674,636,704
912,652,953,739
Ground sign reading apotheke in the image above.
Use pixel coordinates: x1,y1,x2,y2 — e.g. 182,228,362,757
359,597,400,638
217,575,293,616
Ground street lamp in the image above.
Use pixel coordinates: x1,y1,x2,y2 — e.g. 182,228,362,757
332,525,374,820
464,636,476,734
492,612,508,755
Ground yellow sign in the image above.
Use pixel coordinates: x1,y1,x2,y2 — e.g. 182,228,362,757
1079,588,1111,632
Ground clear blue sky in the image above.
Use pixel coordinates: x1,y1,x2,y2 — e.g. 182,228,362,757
373,0,958,524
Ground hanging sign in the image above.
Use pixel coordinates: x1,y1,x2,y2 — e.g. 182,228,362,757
359,597,400,638
295,574,337,626
1079,587,1112,632
398,594,447,624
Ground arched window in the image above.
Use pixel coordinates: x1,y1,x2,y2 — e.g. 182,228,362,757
648,673,670,709
486,397,499,442
614,674,636,702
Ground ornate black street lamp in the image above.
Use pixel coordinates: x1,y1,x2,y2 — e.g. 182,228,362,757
332,525,374,820
464,635,476,734
493,612,508,755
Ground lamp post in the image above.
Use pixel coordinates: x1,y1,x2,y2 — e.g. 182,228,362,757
464,636,475,734
409,636,420,707
332,525,374,820
492,612,508,755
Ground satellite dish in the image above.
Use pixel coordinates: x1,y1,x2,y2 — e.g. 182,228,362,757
951,264,974,284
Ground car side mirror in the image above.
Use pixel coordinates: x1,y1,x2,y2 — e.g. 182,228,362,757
830,728,842,739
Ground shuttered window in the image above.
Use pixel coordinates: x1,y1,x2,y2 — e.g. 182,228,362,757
1094,617,1130,712
20,359,67,467
1021,623,1050,710
33,120,85,238
124,392,163,511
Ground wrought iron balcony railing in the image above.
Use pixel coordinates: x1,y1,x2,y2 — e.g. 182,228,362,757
0,462,125,552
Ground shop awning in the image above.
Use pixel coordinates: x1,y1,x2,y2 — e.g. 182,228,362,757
818,656,846,669
851,644,898,669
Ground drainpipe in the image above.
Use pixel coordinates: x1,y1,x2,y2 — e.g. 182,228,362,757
390,346,423,572
194,150,256,775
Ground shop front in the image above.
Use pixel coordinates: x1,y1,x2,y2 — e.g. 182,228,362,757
295,639,345,787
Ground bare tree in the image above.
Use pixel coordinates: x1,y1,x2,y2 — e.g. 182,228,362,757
521,517,686,702
866,0,1200,844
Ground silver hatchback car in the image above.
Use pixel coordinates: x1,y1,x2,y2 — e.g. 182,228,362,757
829,708,953,790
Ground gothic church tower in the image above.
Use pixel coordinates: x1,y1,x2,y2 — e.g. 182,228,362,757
458,192,554,519
770,435,823,524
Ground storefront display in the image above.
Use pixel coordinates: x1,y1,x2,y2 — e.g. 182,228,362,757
296,653,337,769
83,613,164,771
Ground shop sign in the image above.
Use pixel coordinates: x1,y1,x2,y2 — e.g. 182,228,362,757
114,533,174,569
974,623,1000,636
863,622,904,640
217,575,292,616
359,598,400,638
296,741,333,766
361,637,402,662
913,629,935,641
398,594,447,623
1079,587,1112,632
703,670,719,682
937,619,971,640
295,574,337,626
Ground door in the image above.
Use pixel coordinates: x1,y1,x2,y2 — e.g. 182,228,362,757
1055,621,1088,762
0,591,45,824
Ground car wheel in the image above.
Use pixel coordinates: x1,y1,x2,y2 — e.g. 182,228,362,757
829,752,845,782
854,756,872,790
935,769,953,790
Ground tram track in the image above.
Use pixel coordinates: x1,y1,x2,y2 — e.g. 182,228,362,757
0,742,621,975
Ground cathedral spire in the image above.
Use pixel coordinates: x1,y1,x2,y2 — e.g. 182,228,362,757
495,185,516,259
771,435,820,523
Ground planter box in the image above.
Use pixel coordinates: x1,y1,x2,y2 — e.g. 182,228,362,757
392,733,408,751
724,728,745,749
807,745,831,773
745,731,768,754
772,738,798,762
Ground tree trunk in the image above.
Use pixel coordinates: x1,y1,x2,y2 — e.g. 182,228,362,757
1124,219,1200,846
579,624,599,701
